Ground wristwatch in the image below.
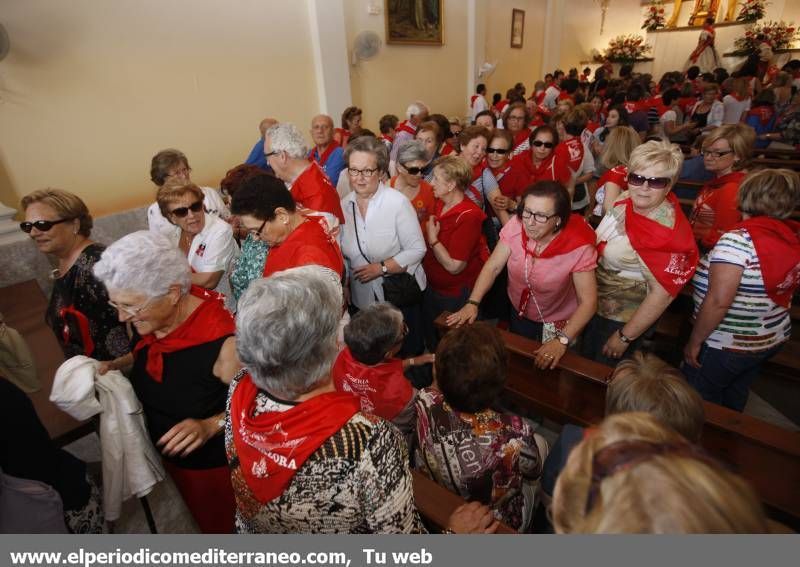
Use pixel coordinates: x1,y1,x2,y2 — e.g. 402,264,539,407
380,261,388,276
617,328,632,344
556,331,570,346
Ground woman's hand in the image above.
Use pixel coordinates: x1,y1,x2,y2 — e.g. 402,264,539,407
533,339,568,370
446,501,499,534
683,340,703,369
446,303,479,327
601,330,630,360
426,216,440,243
404,353,435,368
353,263,383,283
491,194,512,212
157,417,218,458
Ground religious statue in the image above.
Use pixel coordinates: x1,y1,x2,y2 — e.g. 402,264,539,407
684,17,720,72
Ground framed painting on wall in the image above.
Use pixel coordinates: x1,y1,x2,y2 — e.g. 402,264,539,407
511,9,524,48
385,0,444,45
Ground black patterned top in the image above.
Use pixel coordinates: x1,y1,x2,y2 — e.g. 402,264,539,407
225,371,425,534
45,243,130,361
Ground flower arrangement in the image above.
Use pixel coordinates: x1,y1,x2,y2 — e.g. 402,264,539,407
602,34,652,63
642,1,666,32
736,0,767,23
734,20,799,52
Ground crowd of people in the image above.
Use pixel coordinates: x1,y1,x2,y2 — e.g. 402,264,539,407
8,58,800,534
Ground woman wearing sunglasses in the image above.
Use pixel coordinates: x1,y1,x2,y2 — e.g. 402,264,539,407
447,182,597,369
156,182,238,303
94,231,240,532
525,125,572,188
485,129,532,226
389,140,436,227
583,140,699,366
20,189,130,361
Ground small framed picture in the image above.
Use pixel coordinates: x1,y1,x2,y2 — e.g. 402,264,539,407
511,9,524,49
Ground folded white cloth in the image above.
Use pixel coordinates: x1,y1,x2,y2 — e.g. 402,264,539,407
51,356,165,522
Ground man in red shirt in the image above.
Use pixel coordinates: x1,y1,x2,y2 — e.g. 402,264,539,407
264,122,345,223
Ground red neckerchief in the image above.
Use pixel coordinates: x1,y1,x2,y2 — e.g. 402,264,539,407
470,94,480,106
441,142,456,156
133,286,235,383
263,218,344,278
380,133,394,144
608,193,699,297
331,348,412,421
747,106,775,126
557,91,573,101
230,374,359,504
512,128,532,151
516,214,596,316
490,163,513,182
534,90,546,105
308,141,340,168
396,120,417,137
704,170,746,191
734,217,800,307
58,306,95,357
467,162,487,206
334,128,350,147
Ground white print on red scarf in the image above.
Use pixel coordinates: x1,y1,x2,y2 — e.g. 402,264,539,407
239,419,307,475
665,252,692,284
777,263,800,293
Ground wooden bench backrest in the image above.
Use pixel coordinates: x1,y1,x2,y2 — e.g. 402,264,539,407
435,314,800,521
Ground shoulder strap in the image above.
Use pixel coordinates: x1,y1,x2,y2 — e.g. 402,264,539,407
351,201,372,264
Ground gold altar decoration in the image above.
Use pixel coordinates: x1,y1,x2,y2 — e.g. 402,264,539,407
666,0,683,27
689,0,721,26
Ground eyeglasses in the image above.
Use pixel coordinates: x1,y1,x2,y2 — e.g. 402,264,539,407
627,173,671,190
532,140,555,149
167,167,191,178
348,167,379,178
250,218,269,238
521,209,558,223
507,115,526,121
20,218,74,233
701,149,734,159
108,295,159,317
486,147,510,155
401,165,426,175
168,201,204,218
264,150,280,159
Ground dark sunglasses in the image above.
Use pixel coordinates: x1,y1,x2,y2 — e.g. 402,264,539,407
402,165,426,175
627,173,671,190
169,201,204,218
532,140,555,149
20,218,74,233
486,147,509,155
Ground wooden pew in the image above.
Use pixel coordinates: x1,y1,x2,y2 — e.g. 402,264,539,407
412,471,517,534
752,158,800,171
434,314,800,523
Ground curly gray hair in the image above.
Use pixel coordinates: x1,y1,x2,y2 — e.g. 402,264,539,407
236,266,343,399
265,122,308,160
93,231,191,297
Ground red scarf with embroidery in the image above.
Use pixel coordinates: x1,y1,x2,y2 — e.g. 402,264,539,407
396,120,417,137
735,217,800,307
517,214,596,316
604,193,698,297
332,348,412,421
308,141,340,168
746,106,775,126
230,374,359,503
133,286,235,383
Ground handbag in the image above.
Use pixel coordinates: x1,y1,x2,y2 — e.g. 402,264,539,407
350,202,423,308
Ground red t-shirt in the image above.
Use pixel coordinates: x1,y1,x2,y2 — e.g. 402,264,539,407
689,171,747,249
554,137,584,173
492,161,532,200
331,347,413,421
291,163,345,223
389,177,436,226
263,217,344,278
423,199,488,297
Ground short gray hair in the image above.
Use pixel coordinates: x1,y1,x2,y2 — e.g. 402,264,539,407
93,231,191,297
406,101,428,120
265,122,308,159
343,303,403,365
396,140,428,166
344,136,389,175
236,266,342,399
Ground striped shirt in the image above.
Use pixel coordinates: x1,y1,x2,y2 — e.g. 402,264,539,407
692,229,791,352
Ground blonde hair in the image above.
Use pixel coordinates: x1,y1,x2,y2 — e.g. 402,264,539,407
433,155,472,192
702,123,755,170
600,126,641,169
156,182,204,219
607,352,705,442
21,188,93,236
739,168,800,219
552,413,768,534
627,139,684,183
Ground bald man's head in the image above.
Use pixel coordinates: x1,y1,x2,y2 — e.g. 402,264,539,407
311,115,335,147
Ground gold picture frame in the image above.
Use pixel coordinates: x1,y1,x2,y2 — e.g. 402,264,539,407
385,0,444,46
511,9,525,49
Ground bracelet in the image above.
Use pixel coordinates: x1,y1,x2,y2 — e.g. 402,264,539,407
466,299,480,307
409,358,415,366
617,328,633,344
429,240,440,248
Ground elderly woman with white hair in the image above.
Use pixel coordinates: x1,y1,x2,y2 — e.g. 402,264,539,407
582,140,699,366
227,265,499,534
389,140,436,226
95,231,240,533
389,101,430,176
